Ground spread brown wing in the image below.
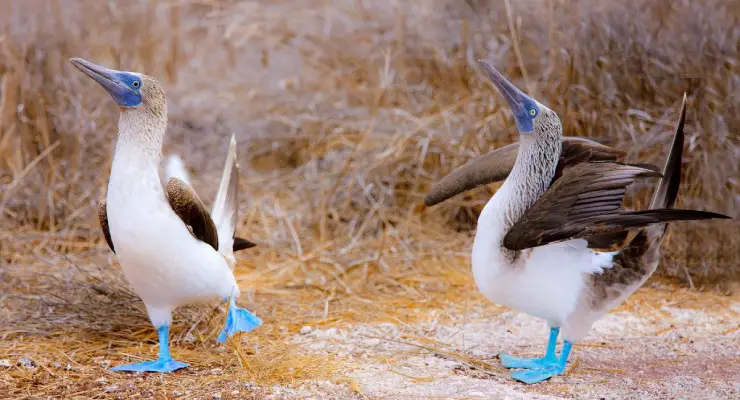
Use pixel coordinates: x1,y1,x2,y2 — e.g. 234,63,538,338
166,177,219,251
502,162,727,251
424,137,625,207
502,162,662,251
550,138,626,185
98,199,115,253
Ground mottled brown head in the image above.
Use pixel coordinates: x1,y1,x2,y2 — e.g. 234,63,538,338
137,75,167,119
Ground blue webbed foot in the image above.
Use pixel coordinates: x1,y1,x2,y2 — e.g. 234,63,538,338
217,301,262,343
111,358,188,373
501,326,561,370
111,325,187,373
511,364,565,384
499,354,558,370
510,340,573,384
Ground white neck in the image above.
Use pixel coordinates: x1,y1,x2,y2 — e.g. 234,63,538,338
116,109,166,159
472,132,561,272
109,109,167,192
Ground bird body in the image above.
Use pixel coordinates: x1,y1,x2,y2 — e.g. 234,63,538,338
473,213,617,339
106,150,238,327
425,61,731,384
71,58,260,373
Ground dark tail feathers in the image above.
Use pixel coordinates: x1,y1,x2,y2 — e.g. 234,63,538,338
626,208,730,224
233,236,257,252
649,93,686,210
642,94,730,231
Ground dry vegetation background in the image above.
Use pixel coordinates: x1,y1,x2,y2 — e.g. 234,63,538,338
0,0,738,398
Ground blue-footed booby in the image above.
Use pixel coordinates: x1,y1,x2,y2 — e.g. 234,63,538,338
71,58,261,373
425,61,731,384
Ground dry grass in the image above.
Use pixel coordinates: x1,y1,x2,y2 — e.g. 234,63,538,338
1,0,738,397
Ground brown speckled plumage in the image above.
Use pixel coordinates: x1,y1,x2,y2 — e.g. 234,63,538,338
499,108,562,232
139,76,167,120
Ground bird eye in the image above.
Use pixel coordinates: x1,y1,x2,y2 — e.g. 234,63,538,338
529,108,536,116
132,81,140,88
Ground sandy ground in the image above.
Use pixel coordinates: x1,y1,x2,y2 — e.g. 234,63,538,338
285,298,740,399
6,284,737,399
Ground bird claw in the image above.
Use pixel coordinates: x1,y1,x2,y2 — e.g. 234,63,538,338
499,354,559,370
511,364,565,384
217,304,262,343
111,358,188,373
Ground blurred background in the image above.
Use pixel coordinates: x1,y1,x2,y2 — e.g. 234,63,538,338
0,0,738,394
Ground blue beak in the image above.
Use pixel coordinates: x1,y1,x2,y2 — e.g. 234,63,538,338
70,58,141,108
478,60,537,133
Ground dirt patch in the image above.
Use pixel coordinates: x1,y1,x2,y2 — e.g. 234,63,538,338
2,272,737,398
284,294,740,399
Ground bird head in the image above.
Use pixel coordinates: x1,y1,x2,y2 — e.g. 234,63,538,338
70,58,166,118
478,60,559,137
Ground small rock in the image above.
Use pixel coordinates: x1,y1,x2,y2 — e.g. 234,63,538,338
309,342,326,350
172,391,183,396
52,362,62,368
184,332,196,343
231,390,240,395
0,360,11,367
299,326,313,335
104,385,118,393
18,359,35,368
212,394,222,399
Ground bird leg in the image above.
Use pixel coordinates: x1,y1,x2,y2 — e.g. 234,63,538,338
511,340,572,384
500,326,560,369
111,325,188,373
217,297,262,343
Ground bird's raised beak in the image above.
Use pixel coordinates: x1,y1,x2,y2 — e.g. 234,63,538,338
70,58,137,106
478,60,535,133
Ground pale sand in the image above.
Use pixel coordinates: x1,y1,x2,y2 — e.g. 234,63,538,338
284,299,739,399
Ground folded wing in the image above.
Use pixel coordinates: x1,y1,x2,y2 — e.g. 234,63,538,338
166,177,220,251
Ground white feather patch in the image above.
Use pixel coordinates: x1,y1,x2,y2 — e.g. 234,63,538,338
165,154,190,184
